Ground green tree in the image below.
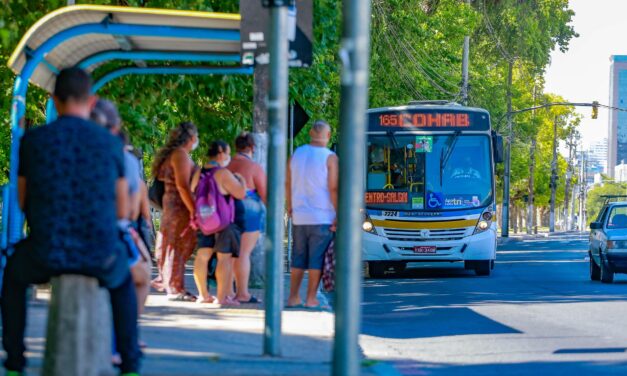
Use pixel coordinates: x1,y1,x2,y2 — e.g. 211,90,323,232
587,183,627,226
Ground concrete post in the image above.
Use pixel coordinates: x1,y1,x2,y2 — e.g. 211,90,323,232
43,275,114,376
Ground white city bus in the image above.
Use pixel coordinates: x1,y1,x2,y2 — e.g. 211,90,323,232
362,101,503,277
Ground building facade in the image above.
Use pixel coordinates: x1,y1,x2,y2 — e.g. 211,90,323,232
588,138,608,174
608,56,627,177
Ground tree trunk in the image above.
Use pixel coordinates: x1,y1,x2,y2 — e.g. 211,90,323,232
527,139,536,234
250,65,270,288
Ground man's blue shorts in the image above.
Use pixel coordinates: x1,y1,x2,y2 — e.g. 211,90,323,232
235,191,265,233
291,224,333,270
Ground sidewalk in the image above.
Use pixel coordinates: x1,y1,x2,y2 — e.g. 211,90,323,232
497,230,586,245
15,270,389,376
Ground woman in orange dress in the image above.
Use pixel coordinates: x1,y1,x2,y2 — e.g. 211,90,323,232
151,122,199,301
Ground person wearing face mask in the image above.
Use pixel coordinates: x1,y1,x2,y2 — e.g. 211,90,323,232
190,141,247,306
151,122,199,301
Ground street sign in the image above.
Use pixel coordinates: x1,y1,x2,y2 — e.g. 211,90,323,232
291,100,310,139
240,0,313,68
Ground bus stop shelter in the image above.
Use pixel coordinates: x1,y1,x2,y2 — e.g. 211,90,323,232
3,5,253,250
2,4,372,375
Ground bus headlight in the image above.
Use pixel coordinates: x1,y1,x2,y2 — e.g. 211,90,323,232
363,220,375,233
474,210,493,234
362,211,377,234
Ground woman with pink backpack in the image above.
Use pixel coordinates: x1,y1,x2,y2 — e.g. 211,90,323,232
191,140,247,306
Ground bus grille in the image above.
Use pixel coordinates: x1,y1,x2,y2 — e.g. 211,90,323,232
382,227,470,242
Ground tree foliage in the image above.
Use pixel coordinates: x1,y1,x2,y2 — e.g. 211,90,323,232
587,183,627,226
0,0,580,219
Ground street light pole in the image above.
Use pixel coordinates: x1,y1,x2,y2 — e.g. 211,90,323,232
549,116,558,233
263,0,289,357
502,62,513,237
333,0,371,375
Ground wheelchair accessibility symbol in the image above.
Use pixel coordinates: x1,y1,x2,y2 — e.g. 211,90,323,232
427,193,443,209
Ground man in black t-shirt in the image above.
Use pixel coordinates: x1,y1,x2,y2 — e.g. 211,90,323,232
1,68,140,375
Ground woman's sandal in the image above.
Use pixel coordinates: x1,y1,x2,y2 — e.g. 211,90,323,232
218,296,241,307
196,295,217,304
238,295,262,304
167,292,197,302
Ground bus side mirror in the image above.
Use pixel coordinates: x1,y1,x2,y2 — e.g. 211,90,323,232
590,222,602,230
493,134,504,164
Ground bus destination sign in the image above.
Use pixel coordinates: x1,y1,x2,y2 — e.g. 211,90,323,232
368,109,490,132
365,191,408,204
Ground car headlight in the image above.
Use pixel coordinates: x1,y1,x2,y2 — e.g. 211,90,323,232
474,210,494,234
607,240,627,250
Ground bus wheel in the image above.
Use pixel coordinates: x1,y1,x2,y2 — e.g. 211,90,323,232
365,262,386,279
474,260,491,276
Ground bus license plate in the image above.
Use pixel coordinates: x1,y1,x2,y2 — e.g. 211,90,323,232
414,246,436,254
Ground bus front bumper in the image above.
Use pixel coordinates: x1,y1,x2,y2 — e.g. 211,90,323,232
362,228,496,262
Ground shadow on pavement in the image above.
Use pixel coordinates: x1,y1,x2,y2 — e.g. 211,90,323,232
362,306,520,339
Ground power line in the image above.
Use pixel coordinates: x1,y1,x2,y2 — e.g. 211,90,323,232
374,2,460,97
481,0,516,63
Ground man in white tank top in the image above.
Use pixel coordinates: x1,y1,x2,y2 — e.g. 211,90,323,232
286,120,338,309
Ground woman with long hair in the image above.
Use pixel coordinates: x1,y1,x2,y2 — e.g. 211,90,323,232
151,122,199,301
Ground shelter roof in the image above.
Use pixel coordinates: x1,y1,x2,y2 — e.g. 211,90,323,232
7,5,241,92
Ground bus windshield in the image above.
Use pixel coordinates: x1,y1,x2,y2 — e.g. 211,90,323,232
366,134,493,211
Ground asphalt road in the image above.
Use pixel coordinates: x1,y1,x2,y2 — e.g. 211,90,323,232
360,233,627,376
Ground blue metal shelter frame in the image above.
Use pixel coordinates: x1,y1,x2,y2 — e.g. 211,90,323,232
2,8,252,261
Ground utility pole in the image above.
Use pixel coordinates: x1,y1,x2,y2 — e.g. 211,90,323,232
502,61,514,237
333,0,371,375
527,83,537,235
263,0,289,357
563,129,576,231
461,0,470,105
549,116,558,233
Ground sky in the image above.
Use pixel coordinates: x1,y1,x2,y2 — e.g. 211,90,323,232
544,0,627,148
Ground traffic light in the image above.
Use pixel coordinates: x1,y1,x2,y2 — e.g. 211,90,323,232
592,101,599,119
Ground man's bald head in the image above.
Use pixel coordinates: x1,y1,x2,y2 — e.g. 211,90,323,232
310,120,332,146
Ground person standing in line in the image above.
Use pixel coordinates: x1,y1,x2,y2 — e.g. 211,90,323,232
151,122,199,302
226,132,267,304
286,120,338,309
191,141,247,306
1,68,141,375
91,99,151,316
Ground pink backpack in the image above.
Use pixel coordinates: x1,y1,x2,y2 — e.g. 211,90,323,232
192,167,235,235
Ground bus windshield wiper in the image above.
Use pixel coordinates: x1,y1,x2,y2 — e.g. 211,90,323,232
386,131,399,149
439,130,461,185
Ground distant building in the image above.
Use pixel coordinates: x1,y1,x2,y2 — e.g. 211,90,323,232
588,138,608,174
616,162,627,182
608,56,627,177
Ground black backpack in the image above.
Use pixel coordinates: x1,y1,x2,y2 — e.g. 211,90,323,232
148,179,165,210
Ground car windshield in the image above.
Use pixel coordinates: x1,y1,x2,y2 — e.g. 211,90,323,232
365,134,493,211
607,206,627,229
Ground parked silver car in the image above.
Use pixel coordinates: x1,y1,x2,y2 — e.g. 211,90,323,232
589,201,627,283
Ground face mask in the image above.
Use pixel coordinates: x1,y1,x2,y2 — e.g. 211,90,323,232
220,155,231,167
191,139,199,151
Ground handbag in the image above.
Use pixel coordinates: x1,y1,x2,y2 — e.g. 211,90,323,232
148,178,165,210
322,237,336,292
